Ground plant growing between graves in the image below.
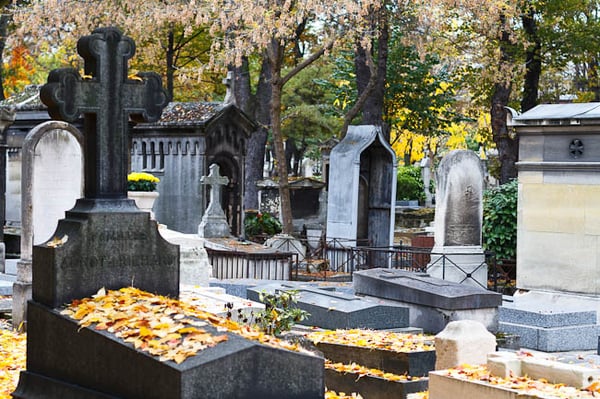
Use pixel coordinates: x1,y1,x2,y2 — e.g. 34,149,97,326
127,172,160,192
482,179,517,261
244,211,282,240
227,290,309,336
396,165,426,202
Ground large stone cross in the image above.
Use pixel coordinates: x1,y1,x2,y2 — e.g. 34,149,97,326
40,27,168,200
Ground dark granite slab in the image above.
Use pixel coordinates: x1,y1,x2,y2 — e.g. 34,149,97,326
315,342,435,377
353,268,502,310
14,301,324,399
325,369,428,399
248,282,409,330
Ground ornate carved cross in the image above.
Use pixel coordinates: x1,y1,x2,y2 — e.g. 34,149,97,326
40,27,168,200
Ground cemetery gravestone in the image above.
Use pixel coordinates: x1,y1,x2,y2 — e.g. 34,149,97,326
198,163,231,238
13,121,84,329
428,150,487,288
14,27,323,399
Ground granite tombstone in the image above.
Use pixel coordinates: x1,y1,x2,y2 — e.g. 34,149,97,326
14,27,323,399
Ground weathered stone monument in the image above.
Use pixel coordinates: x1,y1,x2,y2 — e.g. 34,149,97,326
198,163,231,238
14,27,323,399
428,150,487,288
326,125,397,268
500,104,600,351
12,121,83,329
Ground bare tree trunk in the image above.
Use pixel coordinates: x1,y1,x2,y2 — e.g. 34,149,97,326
521,6,541,113
491,15,518,184
241,56,271,211
358,7,388,130
268,41,294,234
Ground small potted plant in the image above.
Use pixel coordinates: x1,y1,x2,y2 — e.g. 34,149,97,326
127,172,160,218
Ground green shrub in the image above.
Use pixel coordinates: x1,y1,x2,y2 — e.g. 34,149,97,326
244,211,282,238
396,165,425,202
482,179,517,260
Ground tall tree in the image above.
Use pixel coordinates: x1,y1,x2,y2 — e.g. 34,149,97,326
204,0,383,234
10,0,221,101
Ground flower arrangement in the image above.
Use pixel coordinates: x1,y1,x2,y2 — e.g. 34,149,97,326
127,172,160,192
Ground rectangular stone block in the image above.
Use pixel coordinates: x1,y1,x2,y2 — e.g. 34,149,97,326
521,357,600,389
487,352,522,379
314,342,435,377
14,301,324,399
248,282,409,330
500,321,600,351
325,369,428,399
353,268,502,310
499,307,597,328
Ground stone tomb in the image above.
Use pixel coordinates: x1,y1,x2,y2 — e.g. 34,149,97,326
428,150,487,288
503,104,600,351
326,125,397,269
15,27,323,399
353,268,502,333
248,281,409,330
428,351,600,399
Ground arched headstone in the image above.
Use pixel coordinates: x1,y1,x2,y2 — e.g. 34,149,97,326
428,150,487,288
12,121,83,328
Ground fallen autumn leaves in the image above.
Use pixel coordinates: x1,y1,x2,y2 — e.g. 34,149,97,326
0,328,26,399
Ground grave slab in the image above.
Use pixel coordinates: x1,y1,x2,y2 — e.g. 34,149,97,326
499,292,600,351
14,300,324,399
248,281,409,330
314,341,435,377
353,268,501,333
325,369,428,399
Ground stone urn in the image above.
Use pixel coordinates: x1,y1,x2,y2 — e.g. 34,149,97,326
128,191,159,219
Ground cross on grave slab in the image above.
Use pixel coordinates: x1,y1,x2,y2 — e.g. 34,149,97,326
40,27,168,200
198,163,231,238
202,163,229,215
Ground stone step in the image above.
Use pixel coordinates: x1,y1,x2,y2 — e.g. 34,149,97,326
499,321,600,352
499,306,597,328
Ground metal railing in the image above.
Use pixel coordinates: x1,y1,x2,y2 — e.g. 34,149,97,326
207,248,297,280
208,235,513,293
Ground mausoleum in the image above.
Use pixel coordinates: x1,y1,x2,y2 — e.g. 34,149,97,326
131,102,255,235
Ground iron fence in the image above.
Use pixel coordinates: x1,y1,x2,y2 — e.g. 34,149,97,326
209,235,513,293
207,248,297,280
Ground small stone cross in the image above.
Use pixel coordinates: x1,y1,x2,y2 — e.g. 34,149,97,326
201,164,229,216
222,71,236,106
40,27,168,200
198,164,231,237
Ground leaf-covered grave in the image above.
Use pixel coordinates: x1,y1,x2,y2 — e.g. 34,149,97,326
60,286,310,364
